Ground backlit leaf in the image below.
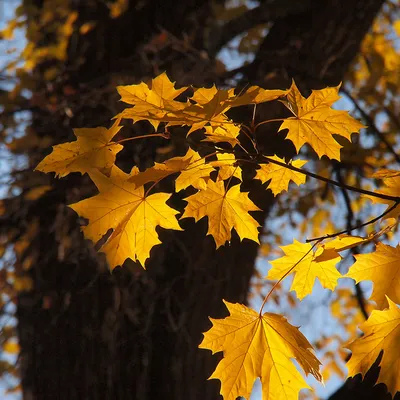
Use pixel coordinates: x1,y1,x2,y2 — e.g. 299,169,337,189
199,301,322,400
365,170,400,220
347,297,400,396
346,243,400,309
117,72,189,130
279,81,364,160
268,240,342,299
181,181,260,248
210,153,242,182
35,124,123,177
255,156,307,196
70,167,182,268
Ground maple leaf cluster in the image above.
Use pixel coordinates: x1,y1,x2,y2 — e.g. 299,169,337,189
36,72,400,399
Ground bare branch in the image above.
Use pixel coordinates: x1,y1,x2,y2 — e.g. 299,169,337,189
208,0,311,57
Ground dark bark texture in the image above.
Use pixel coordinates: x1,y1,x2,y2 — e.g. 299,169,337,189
6,0,393,399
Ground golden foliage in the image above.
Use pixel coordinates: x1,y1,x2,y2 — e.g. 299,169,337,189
199,301,322,400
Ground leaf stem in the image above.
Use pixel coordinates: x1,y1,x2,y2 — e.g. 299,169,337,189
225,165,239,190
254,118,284,130
240,124,258,153
115,133,168,144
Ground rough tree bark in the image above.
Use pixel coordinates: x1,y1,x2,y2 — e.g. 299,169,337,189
11,0,390,399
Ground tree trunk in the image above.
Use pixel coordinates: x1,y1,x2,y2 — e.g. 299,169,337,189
13,1,386,399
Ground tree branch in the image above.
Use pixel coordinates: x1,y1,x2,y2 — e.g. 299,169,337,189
341,86,400,164
257,155,400,202
208,0,311,57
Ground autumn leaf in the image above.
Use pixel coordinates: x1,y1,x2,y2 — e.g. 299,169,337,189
183,89,237,135
175,151,215,191
322,234,371,253
181,181,260,248
70,166,182,268
347,297,400,396
267,240,342,299
189,85,287,138
118,73,288,146
117,72,189,130
203,125,240,146
372,169,400,179
322,227,395,253
255,156,307,196
210,153,242,182
365,170,400,220
35,124,123,177
225,86,288,107
119,76,239,143
191,86,234,108
127,148,215,191
279,81,364,160
199,301,322,400
346,243,400,309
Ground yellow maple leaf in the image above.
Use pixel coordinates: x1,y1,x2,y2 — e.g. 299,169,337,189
188,85,287,137
118,73,289,145
119,75,240,144
181,181,260,247
35,125,123,177
322,226,396,253
255,156,307,196
127,148,191,185
183,93,237,135
117,72,189,129
210,153,242,181
279,81,364,160
346,243,400,309
267,240,342,299
322,234,372,253
365,170,400,220
174,151,215,191
203,125,240,146
225,86,288,107
192,84,287,108
191,85,234,108
372,169,400,179
346,297,400,397
127,148,214,191
199,301,322,400
70,166,182,268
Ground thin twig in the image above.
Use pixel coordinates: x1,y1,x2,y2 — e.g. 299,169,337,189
115,133,168,143
254,118,284,130
335,168,369,320
355,283,369,320
306,201,398,242
335,167,354,232
341,86,400,164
